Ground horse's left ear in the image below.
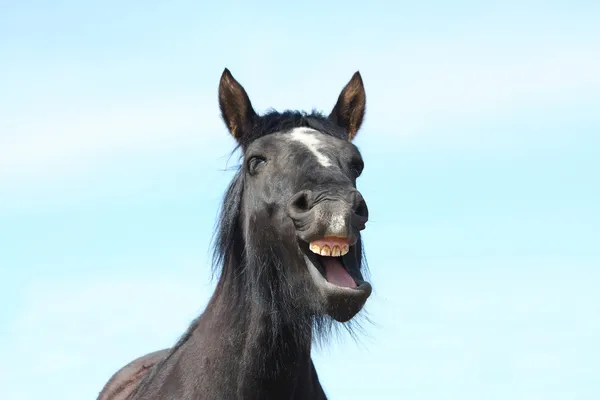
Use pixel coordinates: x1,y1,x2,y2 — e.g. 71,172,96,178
218,68,257,142
328,71,366,141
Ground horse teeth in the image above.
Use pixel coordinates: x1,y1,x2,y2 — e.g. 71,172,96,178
310,243,321,254
309,241,350,257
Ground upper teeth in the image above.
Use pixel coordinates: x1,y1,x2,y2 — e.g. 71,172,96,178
309,242,350,257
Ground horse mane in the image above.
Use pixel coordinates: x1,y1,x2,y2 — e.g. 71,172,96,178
232,109,349,149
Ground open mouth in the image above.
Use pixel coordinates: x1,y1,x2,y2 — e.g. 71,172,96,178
308,237,358,288
301,236,372,322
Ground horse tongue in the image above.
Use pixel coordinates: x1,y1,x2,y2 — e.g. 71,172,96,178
321,257,357,288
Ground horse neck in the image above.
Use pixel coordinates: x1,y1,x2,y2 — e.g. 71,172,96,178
197,257,323,399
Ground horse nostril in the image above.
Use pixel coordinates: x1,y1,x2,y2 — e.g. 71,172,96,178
353,193,369,219
288,190,313,218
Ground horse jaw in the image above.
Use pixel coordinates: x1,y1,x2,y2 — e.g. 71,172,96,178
303,254,372,323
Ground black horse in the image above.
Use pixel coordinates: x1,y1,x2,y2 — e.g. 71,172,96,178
97,68,373,400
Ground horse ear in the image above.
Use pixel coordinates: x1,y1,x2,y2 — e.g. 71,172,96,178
218,68,257,141
328,71,366,141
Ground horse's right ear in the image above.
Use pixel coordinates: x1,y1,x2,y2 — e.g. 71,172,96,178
218,68,257,142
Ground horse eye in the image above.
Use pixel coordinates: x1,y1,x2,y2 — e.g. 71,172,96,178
247,156,266,174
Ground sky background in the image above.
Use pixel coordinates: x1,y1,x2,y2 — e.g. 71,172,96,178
1,1,599,399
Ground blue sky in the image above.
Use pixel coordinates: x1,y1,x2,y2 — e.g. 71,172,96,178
1,1,599,399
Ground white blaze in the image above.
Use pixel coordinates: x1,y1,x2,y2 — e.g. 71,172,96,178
288,128,332,167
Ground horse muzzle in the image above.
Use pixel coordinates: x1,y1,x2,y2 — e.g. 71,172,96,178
286,188,368,245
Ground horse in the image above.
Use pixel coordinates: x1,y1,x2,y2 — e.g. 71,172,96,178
97,68,373,400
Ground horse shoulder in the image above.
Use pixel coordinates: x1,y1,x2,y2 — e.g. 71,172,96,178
96,349,169,400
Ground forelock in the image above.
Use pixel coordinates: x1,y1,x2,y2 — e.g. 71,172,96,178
237,110,348,149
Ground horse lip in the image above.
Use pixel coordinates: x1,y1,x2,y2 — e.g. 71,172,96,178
298,232,358,247
290,205,364,247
